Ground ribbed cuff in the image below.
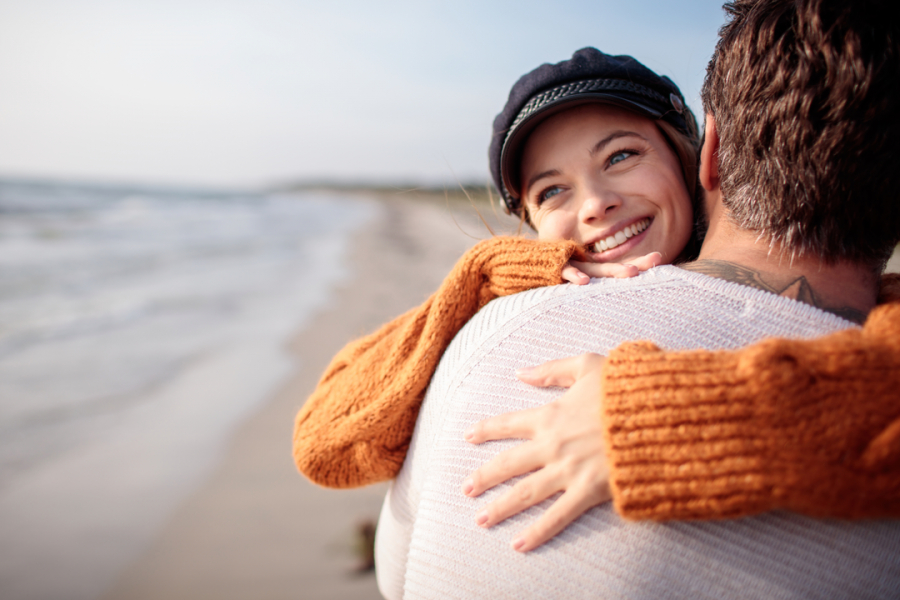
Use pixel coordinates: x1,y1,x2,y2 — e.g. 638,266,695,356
480,237,578,295
601,341,773,521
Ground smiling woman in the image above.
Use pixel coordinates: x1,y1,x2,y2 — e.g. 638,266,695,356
292,47,702,490
519,104,694,265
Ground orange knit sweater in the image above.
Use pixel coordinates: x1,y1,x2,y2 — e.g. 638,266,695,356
293,237,900,521
603,275,900,521
293,237,578,487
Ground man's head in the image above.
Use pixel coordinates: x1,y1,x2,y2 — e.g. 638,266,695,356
701,0,900,269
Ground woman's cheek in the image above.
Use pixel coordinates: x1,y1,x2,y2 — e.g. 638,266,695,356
663,195,694,258
536,213,570,241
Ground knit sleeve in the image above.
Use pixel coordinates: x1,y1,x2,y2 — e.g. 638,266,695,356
293,236,577,488
601,280,900,521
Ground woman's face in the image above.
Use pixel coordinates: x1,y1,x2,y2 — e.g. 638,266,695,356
520,104,693,264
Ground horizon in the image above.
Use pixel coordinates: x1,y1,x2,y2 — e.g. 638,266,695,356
0,1,726,191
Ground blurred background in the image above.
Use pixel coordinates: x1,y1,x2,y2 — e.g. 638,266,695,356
13,1,874,599
0,0,723,188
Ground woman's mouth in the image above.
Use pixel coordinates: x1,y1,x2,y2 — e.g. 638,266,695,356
591,218,651,253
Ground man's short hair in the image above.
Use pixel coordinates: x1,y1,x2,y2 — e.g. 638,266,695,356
702,0,900,268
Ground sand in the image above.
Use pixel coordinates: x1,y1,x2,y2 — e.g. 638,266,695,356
95,191,900,600
99,192,520,600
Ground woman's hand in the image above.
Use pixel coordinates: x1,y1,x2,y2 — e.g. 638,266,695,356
462,353,611,552
561,251,662,285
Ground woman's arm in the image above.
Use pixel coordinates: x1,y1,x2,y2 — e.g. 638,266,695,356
604,289,900,521
466,274,900,549
293,236,577,488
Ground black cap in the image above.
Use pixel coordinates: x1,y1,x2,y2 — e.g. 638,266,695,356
490,47,695,215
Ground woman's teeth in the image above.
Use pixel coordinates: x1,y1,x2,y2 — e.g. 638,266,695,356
593,218,650,252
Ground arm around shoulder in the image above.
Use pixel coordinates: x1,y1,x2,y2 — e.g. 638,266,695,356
601,282,900,521
293,236,577,488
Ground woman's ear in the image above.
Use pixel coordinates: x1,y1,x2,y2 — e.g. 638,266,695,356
699,115,720,192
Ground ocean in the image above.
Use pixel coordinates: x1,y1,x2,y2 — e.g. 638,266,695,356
0,178,377,598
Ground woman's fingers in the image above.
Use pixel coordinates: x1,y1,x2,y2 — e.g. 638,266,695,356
464,355,612,552
511,483,612,552
561,264,591,285
516,353,605,388
625,251,663,271
474,468,561,527
465,405,542,444
464,440,544,497
569,260,639,279
567,251,663,281
515,355,583,388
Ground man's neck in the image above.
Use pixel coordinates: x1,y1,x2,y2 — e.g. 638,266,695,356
682,224,878,324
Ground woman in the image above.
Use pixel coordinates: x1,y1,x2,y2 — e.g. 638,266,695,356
293,47,701,488
293,47,900,547
462,34,900,553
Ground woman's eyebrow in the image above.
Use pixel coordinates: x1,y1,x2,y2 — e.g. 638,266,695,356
589,131,647,157
524,169,560,194
523,131,647,194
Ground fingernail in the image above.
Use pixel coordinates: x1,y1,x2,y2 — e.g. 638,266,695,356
464,427,474,441
515,366,535,378
462,479,473,495
511,537,526,551
476,511,488,526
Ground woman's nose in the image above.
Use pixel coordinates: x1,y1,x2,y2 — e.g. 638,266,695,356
579,189,621,223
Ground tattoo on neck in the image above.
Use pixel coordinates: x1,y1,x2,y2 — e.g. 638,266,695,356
681,259,866,324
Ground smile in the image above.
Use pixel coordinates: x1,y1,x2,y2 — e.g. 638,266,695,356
592,218,651,253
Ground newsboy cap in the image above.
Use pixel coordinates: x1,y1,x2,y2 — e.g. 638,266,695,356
490,47,694,215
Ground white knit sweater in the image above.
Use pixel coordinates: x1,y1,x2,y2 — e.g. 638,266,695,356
375,266,900,600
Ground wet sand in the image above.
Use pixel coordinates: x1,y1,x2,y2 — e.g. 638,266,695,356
101,192,518,600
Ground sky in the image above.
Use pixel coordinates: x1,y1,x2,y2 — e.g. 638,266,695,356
0,0,727,190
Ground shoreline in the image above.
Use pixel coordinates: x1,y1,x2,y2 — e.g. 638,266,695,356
100,192,516,600
0,189,382,600
65,188,900,599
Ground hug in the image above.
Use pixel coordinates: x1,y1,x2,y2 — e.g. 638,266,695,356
295,0,900,597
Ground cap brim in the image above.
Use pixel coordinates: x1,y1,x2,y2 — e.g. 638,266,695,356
500,93,664,201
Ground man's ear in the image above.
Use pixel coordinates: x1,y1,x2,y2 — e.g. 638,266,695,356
699,115,720,191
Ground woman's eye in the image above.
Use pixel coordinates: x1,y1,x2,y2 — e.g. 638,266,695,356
538,186,563,204
609,150,636,166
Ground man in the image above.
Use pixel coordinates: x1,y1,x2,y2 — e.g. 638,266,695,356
376,1,900,598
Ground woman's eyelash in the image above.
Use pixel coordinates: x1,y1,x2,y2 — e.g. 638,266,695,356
536,185,564,204
608,148,640,166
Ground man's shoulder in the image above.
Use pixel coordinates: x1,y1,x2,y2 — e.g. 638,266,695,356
429,271,682,400
450,264,855,366
477,265,690,325
475,263,855,333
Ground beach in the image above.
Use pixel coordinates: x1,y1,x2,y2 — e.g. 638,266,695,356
100,207,900,600
92,190,518,600
0,180,518,600
2,178,898,600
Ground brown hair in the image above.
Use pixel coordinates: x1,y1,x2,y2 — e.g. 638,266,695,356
657,119,700,206
656,119,702,262
702,0,900,268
